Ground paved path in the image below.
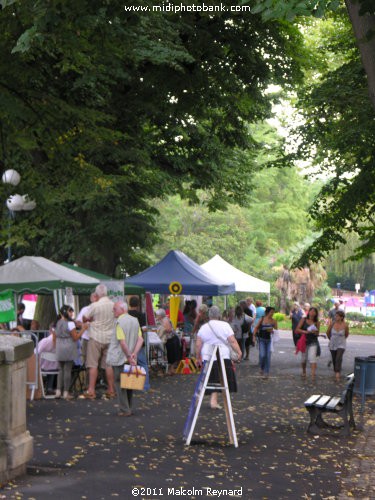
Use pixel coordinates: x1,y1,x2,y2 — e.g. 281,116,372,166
1,332,374,499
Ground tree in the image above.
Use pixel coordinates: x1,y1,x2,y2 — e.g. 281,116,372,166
0,0,303,274
250,0,375,108
275,263,327,312
288,12,375,264
151,150,316,283
324,234,375,290
246,0,375,263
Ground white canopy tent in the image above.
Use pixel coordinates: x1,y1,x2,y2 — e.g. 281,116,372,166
201,254,270,303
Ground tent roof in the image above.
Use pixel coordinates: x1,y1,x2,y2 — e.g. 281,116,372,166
201,254,270,294
62,263,114,281
62,263,144,295
0,256,99,294
127,250,235,296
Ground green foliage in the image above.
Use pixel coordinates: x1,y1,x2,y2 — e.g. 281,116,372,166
246,0,374,22
325,236,375,291
245,0,343,21
286,12,375,266
345,312,368,322
0,0,304,273
241,0,375,267
273,312,286,322
151,132,316,302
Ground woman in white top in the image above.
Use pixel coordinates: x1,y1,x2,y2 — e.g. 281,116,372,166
195,306,242,409
327,310,349,381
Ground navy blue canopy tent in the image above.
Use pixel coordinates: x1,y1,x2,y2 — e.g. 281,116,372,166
126,250,235,296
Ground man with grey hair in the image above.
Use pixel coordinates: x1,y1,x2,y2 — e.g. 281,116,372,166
83,284,115,399
107,301,144,416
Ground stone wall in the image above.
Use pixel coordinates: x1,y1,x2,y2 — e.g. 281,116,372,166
0,336,34,483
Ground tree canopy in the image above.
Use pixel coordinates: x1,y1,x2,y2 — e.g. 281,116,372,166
246,0,375,264
288,12,375,265
0,0,304,273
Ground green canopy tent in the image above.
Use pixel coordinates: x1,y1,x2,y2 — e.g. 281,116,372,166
0,256,102,318
61,263,145,296
0,256,100,295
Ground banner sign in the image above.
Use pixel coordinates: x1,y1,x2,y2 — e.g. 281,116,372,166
101,280,124,302
0,291,16,322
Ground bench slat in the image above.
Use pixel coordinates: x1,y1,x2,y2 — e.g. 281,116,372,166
315,395,331,408
304,394,321,406
325,396,341,410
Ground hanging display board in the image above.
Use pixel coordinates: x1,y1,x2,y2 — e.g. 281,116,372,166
183,345,238,447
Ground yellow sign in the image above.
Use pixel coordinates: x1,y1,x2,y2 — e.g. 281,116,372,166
169,281,182,295
169,295,180,329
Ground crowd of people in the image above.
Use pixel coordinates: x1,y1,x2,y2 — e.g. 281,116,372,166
34,285,150,417
2,291,350,414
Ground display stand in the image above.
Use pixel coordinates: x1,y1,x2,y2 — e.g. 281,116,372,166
175,357,198,374
183,345,238,447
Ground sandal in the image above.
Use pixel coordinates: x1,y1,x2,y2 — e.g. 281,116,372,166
102,391,116,400
81,391,96,399
117,411,132,417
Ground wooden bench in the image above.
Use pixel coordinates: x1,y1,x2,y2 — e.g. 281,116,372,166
304,373,355,436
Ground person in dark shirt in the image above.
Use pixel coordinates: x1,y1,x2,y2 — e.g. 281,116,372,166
17,302,32,330
128,296,146,328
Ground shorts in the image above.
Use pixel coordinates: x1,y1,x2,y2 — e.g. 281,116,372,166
86,338,110,369
301,343,318,364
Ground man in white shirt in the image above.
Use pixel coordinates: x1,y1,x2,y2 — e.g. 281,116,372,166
83,284,115,399
75,292,98,366
246,297,257,319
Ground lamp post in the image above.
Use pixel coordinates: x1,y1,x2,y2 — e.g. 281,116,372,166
1,169,36,263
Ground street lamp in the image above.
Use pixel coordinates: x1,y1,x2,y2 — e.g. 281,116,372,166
1,169,36,262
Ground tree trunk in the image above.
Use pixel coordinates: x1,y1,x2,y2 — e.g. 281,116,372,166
33,295,57,330
346,0,375,110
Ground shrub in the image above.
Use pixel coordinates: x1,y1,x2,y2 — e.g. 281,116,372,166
345,312,367,322
273,312,286,322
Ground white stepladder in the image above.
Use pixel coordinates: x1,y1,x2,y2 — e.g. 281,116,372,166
183,345,238,447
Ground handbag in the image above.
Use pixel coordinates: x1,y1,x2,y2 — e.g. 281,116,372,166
207,321,240,362
120,365,146,391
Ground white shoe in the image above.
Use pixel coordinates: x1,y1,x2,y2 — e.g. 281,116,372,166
55,390,61,399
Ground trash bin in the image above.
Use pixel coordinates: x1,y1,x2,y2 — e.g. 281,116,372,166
353,356,375,411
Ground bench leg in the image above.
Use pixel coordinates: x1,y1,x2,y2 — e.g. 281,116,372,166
340,405,355,436
306,408,329,433
340,408,351,436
